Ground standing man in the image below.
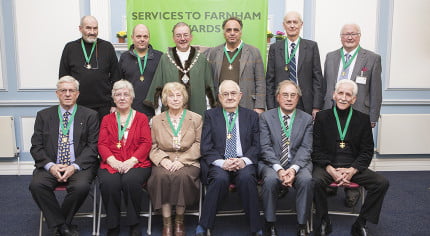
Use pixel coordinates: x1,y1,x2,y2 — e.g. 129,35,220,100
205,17,266,114
259,80,314,236
59,16,120,120
119,24,162,119
29,76,99,236
266,11,324,119
145,22,216,116
323,23,382,127
312,80,389,236
196,80,262,236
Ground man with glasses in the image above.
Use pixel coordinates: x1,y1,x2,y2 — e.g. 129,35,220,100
59,16,120,120
322,23,382,207
259,80,314,236
205,17,266,114
266,11,324,119
29,76,99,236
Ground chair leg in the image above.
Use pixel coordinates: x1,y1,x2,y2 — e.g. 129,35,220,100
198,181,203,220
96,194,102,235
147,199,152,235
39,211,43,236
92,186,97,235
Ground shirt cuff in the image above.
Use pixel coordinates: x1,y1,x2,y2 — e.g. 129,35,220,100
44,162,55,171
72,163,81,171
290,164,300,173
241,157,252,166
272,164,283,173
212,159,225,168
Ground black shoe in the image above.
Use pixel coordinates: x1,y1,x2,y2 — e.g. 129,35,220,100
345,188,360,207
130,223,142,236
351,221,369,236
277,186,289,199
326,186,338,196
59,224,79,236
263,222,278,236
315,218,332,236
252,230,263,236
53,226,61,236
296,226,308,236
107,226,120,236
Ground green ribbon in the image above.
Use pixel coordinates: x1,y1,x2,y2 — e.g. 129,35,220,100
116,110,133,142
57,105,77,136
166,109,187,137
333,106,353,141
223,108,239,135
134,49,148,77
278,107,296,140
340,45,361,70
284,37,301,65
80,39,96,64
223,43,243,64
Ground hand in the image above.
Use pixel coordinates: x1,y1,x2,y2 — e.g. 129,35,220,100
326,165,344,184
107,156,122,171
120,158,138,174
283,168,296,187
160,158,173,170
233,158,246,170
253,108,265,114
312,108,320,120
169,160,184,172
336,167,358,186
222,159,237,171
49,164,67,182
58,165,76,182
277,169,293,187
110,107,117,113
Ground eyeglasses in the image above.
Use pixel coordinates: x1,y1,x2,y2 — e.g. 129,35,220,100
174,33,190,39
114,93,131,98
221,91,239,98
57,89,78,94
280,93,298,99
341,33,361,38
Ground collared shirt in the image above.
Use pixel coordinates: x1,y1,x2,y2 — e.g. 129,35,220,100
337,46,359,80
272,109,300,173
224,40,243,52
176,47,191,67
44,105,80,171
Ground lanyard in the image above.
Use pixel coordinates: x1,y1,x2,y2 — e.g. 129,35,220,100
284,37,301,64
116,110,133,142
340,45,361,70
278,107,296,139
80,39,96,64
57,105,77,136
166,109,187,137
333,106,353,141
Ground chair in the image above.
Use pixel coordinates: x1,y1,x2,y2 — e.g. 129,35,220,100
39,182,98,236
327,182,365,216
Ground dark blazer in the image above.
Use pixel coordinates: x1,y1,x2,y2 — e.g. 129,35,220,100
323,47,382,123
266,38,324,113
312,107,374,172
30,105,99,170
200,106,260,166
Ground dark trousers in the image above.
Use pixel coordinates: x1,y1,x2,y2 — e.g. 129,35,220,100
199,163,261,233
29,167,96,228
98,167,151,229
313,166,389,225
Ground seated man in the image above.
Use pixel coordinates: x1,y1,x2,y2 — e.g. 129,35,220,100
196,80,262,236
29,76,99,236
259,80,314,236
312,80,389,236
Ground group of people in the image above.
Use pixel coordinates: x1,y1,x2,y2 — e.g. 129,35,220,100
28,11,389,236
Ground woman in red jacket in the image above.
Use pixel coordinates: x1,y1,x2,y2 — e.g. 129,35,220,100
98,80,152,236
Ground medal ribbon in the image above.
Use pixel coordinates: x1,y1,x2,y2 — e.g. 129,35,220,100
116,110,133,142
333,106,353,141
284,37,301,65
58,105,77,136
134,49,148,76
223,43,244,64
223,108,239,135
340,45,361,70
80,39,96,65
278,107,296,140
166,109,187,137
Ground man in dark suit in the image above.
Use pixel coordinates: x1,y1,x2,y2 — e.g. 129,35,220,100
29,76,99,236
196,80,262,236
266,11,324,119
205,17,266,114
312,80,389,236
259,80,314,236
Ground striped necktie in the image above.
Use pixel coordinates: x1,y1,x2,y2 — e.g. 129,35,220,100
280,115,290,167
58,111,71,165
224,112,237,159
289,43,297,84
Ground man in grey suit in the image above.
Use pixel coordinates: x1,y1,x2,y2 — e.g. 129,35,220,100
205,17,266,114
259,80,314,236
323,23,382,127
266,11,324,119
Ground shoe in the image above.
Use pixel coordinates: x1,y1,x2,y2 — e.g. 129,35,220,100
195,225,206,236
345,188,360,207
130,223,142,236
163,225,173,236
351,221,369,236
296,227,308,236
174,222,185,236
326,186,338,196
53,226,61,236
277,186,289,199
107,226,120,236
315,218,332,236
252,229,263,236
263,222,278,236
59,224,79,236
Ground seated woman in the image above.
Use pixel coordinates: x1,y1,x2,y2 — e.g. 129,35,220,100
98,80,152,236
148,82,202,236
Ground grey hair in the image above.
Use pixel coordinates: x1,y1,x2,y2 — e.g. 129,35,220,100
275,80,302,97
161,82,189,107
335,79,358,97
112,80,135,99
57,76,79,91
218,80,240,94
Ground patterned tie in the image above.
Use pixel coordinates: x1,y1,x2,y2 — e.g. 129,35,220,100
224,112,237,159
338,53,351,81
280,115,290,167
58,111,71,165
289,43,297,84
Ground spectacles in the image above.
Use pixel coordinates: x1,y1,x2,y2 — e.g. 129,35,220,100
174,33,190,39
280,93,298,99
221,91,239,98
114,93,131,98
341,33,361,38
57,89,78,94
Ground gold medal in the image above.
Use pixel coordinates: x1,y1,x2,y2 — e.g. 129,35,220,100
339,141,345,149
140,75,144,81
116,142,122,149
62,137,68,143
284,65,289,71
86,64,92,69
228,64,233,70
285,140,290,146
227,133,232,139
342,71,346,76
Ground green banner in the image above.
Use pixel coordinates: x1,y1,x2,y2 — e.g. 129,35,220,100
126,0,268,63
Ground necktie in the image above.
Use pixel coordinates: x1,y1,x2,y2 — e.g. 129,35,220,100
338,53,351,81
58,111,71,165
224,112,237,159
289,43,297,84
280,115,290,167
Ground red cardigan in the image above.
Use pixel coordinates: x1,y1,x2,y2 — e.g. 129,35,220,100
98,111,152,173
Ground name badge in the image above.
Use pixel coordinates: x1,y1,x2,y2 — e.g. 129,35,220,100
356,76,367,84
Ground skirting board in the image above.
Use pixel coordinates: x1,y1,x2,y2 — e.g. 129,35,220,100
0,159,430,175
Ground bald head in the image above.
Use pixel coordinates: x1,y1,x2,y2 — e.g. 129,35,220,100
80,16,98,27
79,16,98,43
132,24,150,52
283,11,303,41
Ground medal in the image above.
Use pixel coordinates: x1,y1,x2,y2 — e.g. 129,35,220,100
333,106,353,151
285,140,290,146
228,64,233,70
134,49,148,83
173,136,180,146
224,44,243,72
81,39,96,70
116,110,133,150
181,74,189,84
227,133,232,139
140,75,144,81
342,71,346,76
116,142,122,149
62,137,68,143
86,64,92,69
339,141,346,149
284,65,289,71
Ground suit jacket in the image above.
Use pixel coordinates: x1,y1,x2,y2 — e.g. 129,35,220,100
30,105,99,170
266,38,324,113
312,107,374,172
259,108,313,171
205,43,266,110
323,47,382,123
200,106,260,165
150,110,202,168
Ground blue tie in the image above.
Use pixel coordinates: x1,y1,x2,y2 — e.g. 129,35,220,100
58,111,71,165
289,43,297,84
224,112,237,159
